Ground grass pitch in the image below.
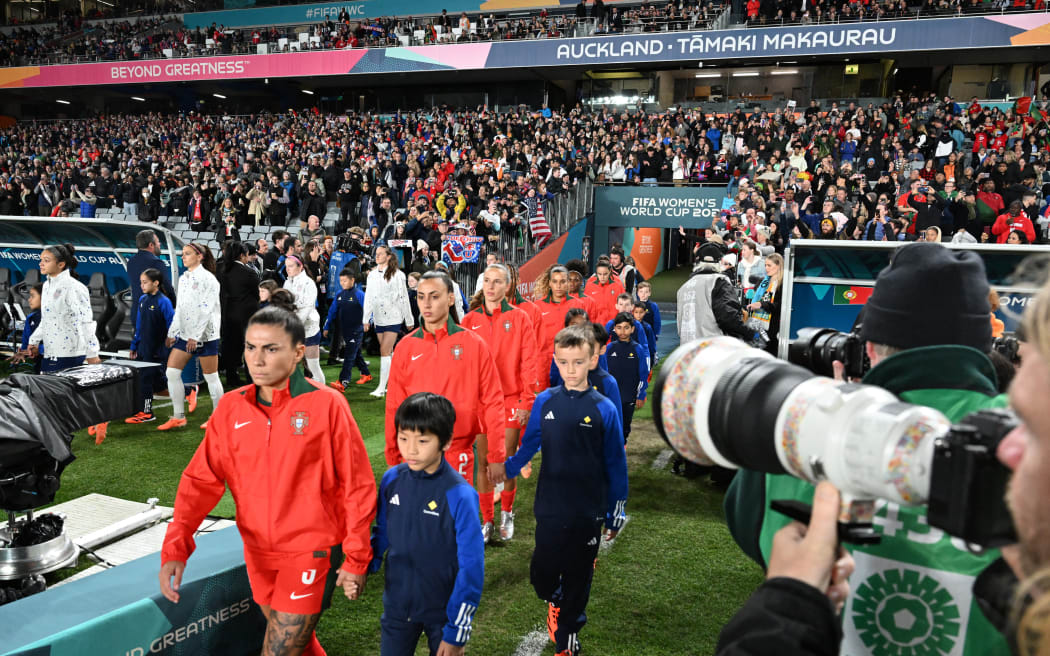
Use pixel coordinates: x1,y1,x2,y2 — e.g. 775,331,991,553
49,267,764,654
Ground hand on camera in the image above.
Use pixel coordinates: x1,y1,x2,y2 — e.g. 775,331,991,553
766,481,855,615
831,359,861,383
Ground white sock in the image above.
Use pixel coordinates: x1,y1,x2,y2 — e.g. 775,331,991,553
166,367,185,418
203,372,224,412
307,358,325,385
376,355,392,393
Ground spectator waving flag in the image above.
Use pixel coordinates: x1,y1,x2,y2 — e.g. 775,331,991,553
442,236,485,265
525,197,553,248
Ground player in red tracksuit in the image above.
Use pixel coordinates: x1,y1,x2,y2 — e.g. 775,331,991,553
464,263,539,542
160,300,377,656
506,262,541,394
385,270,507,490
584,260,624,326
533,265,586,391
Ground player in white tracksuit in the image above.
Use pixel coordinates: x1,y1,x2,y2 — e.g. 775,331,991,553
158,242,223,431
283,255,324,384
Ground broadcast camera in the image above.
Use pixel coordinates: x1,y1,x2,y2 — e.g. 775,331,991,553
654,337,1016,548
0,361,156,582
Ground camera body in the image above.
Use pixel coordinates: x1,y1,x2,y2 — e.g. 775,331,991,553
788,327,868,379
928,409,1017,547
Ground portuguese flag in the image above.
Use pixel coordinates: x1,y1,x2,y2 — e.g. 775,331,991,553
833,285,874,306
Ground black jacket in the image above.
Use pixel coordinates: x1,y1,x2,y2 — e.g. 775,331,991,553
299,191,327,225
220,261,261,324
715,578,840,656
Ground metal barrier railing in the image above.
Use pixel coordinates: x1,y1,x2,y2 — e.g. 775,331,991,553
471,176,593,296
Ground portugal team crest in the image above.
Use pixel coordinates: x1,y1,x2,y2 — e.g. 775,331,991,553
503,319,513,332
291,411,310,435
451,344,463,360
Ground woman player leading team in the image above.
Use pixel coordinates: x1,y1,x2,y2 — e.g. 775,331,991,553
463,263,539,542
158,242,223,431
384,271,506,490
160,296,376,656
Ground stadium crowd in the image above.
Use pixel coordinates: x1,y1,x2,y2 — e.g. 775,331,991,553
2,0,1039,67
3,90,1050,252
744,0,1045,26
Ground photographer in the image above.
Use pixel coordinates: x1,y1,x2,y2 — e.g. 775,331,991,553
725,242,1011,656
676,242,752,344
715,482,854,656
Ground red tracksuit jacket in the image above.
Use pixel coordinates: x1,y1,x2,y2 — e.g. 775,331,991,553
463,299,539,410
533,294,587,387
161,369,378,574
584,280,624,326
384,317,506,466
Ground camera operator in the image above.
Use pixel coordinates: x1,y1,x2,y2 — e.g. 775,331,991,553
715,258,1050,656
715,482,854,656
725,242,1011,656
676,242,752,344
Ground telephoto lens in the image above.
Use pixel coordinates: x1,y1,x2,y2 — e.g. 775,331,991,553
788,327,867,379
653,338,951,511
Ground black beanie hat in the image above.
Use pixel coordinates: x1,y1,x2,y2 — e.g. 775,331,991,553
859,242,992,351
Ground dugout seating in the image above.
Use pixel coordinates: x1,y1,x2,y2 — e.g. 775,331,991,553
103,288,134,352
87,272,116,346
12,269,39,319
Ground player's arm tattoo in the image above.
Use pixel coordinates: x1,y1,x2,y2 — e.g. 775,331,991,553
263,611,321,656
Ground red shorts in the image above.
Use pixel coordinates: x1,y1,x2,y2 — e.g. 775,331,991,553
243,545,341,614
446,444,475,485
505,396,522,430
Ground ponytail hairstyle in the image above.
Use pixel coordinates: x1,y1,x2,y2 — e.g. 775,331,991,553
506,263,524,304
468,263,511,312
533,264,569,301
44,243,79,279
248,288,306,346
141,267,164,286
223,240,249,274
420,270,459,324
188,242,217,274
376,244,399,282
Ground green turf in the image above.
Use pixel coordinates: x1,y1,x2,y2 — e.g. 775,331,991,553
48,357,764,655
646,266,693,304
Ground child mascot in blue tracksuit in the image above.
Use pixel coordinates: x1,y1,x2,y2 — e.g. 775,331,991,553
17,283,43,373
606,312,650,444
497,324,628,656
324,267,372,390
128,268,174,422
370,392,485,656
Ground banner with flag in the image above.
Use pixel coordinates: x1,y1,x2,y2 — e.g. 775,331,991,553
832,285,875,306
441,235,485,264
529,202,553,248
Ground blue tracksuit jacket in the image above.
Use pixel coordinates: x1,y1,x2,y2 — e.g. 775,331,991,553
130,291,174,359
370,459,484,647
604,319,650,367
635,319,657,365
605,339,649,405
324,286,365,336
21,310,40,355
505,386,628,531
641,300,661,338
